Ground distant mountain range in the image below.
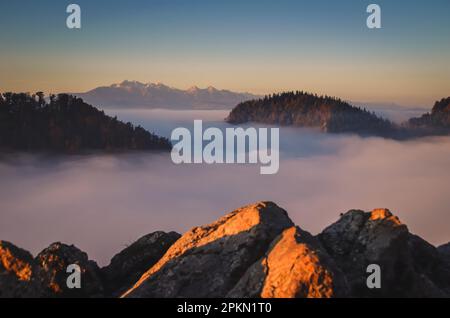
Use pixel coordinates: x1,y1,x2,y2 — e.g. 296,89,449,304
74,81,260,110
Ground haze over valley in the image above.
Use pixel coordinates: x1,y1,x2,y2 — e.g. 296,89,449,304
2,108,450,265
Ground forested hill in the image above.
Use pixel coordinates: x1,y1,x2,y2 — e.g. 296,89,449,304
407,97,450,133
227,91,396,136
0,93,171,152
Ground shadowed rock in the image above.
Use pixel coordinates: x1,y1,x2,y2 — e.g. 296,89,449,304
227,226,349,298
319,208,450,297
438,242,450,259
437,242,450,294
101,231,181,296
33,242,104,297
122,202,294,298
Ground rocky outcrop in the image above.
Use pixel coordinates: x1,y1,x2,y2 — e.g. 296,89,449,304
0,234,181,298
227,226,349,298
438,242,450,258
438,242,450,293
1,241,104,298
0,241,35,297
101,231,181,296
33,243,104,297
319,209,450,297
2,202,450,298
123,202,294,298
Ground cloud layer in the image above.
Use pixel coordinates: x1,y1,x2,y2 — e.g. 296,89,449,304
1,109,450,266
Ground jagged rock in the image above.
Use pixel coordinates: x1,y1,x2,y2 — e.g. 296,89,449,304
227,226,349,298
319,208,450,297
122,202,294,298
408,235,450,295
437,242,450,294
33,242,104,297
0,241,35,297
2,203,450,299
0,241,105,298
101,231,181,296
438,242,450,258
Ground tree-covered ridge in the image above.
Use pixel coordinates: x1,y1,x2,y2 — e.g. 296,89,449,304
227,91,395,136
0,92,171,152
408,97,450,130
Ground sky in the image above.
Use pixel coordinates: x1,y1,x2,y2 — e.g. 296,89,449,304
1,0,449,106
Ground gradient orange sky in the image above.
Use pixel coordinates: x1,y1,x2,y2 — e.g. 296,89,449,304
1,0,449,106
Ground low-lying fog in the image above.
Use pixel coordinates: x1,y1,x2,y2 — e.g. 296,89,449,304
1,108,450,266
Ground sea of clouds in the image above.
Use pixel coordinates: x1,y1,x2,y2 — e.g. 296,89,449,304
1,108,450,265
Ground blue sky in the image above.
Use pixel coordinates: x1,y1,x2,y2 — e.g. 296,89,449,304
1,0,449,105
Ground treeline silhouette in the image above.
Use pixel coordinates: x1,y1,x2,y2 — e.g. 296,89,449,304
408,97,450,129
0,92,171,152
227,91,395,136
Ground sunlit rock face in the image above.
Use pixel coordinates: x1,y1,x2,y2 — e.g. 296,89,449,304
228,226,349,298
33,243,104,297
101,231,181,296
0,241,34,297
1,241,105,297
0,241,33,281
123,202,294,298
1,203,450,298
319,208,450,297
